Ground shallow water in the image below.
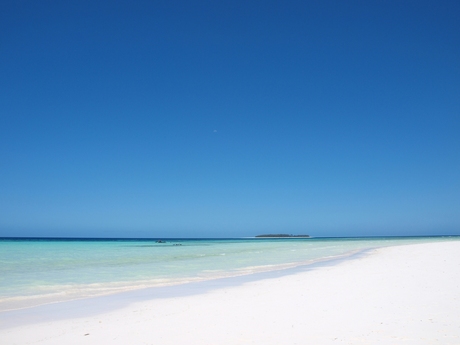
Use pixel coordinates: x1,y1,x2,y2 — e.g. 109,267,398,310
0,236,457,311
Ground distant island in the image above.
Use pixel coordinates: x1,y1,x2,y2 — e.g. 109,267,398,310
255,234,310,238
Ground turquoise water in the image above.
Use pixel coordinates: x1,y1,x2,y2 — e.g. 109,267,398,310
0,236,457,311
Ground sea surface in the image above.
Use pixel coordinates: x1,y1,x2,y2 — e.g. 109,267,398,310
0,236,457,312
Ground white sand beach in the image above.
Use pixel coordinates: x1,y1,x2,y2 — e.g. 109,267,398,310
1,241,460,345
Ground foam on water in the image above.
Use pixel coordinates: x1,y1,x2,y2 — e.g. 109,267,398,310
0,236,457,311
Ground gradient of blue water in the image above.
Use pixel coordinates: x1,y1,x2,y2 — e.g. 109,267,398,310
0,236,457,311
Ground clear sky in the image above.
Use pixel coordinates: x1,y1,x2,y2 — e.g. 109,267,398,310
1,0,459,238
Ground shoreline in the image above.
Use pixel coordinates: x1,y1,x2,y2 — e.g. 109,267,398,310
2,241,460,344
0,247,369,314
2,236,456,313
0,247,371,326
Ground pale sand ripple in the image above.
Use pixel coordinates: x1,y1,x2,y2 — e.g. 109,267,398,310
1,241,460,344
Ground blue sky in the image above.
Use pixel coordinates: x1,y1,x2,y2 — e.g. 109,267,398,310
1,0,459,237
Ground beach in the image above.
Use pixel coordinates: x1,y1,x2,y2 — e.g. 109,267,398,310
1,240,459,344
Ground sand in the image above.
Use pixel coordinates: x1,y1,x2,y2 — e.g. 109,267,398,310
1,241,460,345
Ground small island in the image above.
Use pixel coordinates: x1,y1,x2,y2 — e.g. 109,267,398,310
255,234,310,238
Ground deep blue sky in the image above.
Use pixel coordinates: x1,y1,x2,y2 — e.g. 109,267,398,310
1,0,459,237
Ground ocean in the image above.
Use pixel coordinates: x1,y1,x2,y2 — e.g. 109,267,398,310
0,236,457,312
